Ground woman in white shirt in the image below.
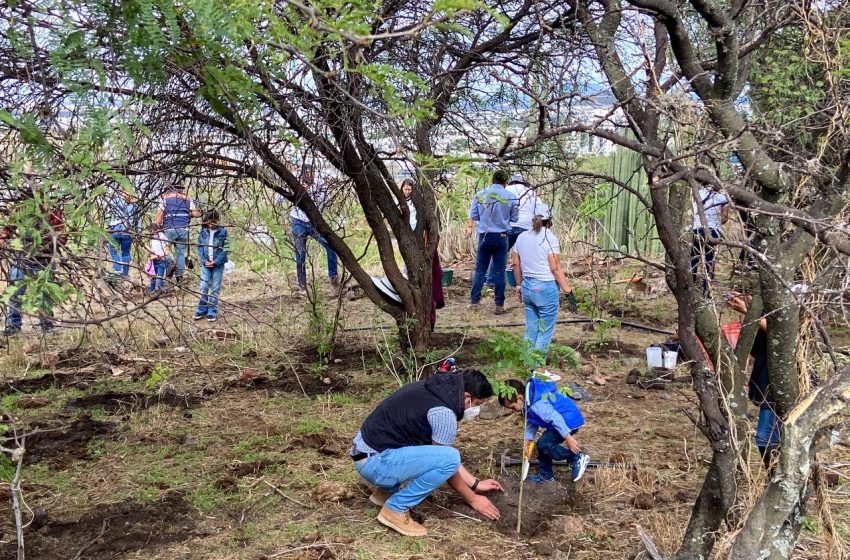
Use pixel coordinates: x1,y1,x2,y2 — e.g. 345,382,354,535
401,178,417,230
511,205,577,363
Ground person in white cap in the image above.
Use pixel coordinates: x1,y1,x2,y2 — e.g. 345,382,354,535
486,173,545,287
511,203,577,364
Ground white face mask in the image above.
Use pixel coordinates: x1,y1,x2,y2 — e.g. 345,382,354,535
462,406,481,422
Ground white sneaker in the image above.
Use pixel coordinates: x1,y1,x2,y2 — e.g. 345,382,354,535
572,453,590,482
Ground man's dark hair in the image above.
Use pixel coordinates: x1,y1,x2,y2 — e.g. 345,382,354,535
492,170,509,185
202,209,220,225
498,379,525,407
461,368,494,399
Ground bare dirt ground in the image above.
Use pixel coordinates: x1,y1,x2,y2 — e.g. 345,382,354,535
0,260,847,559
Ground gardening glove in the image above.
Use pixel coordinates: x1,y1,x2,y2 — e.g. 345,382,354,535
566,290,578,313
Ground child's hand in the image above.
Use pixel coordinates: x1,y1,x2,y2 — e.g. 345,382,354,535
205,260,215,268
564,434,582,454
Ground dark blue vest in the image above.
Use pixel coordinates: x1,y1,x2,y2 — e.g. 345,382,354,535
526,378,585,432
359,374,464,452
162,192,192,229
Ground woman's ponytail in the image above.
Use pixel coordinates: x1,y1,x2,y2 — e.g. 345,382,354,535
532,215,545,233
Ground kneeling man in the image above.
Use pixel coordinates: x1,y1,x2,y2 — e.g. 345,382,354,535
351,368,503,536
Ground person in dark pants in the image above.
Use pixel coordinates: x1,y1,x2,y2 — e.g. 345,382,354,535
468,170,519,314
155,183,200,284
729,294,780,469
499,377,590,483
2,201,67,335
486,173,544,286
105,189,139,278
691,186,729,291
351,369,503,536
290,165,339,295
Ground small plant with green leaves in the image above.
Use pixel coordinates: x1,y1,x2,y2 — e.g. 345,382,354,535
582,318,621,352
145,363,171,390
305,280,339,365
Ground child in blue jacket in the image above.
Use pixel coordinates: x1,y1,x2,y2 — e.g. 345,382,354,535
499,377,590,483
194,210,228,321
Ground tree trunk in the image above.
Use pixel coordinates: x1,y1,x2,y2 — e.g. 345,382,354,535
727,368,850,558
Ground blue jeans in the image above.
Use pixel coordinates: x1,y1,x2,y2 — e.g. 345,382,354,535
164,228,189,279
522,278,560,359
7,259,54,330
486,226,525,284
196,265,224,317
108,232,133,277
354,445,461,513
291,218,338,288
755,407,781,448
536,428,580,479
149,259,167,292
471,233,508,306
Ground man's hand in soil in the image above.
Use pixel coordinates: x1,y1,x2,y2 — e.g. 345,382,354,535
475,479,504,493
564,434,581,454
469,494,500,520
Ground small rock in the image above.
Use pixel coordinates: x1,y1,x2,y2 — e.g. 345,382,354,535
633,492,655,510
626,369,640,384
333,358,343,364
592,374,607,386
322,377,332,385
173,346,188,353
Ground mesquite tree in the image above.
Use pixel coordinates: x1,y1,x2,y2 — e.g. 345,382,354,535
485,1,849,557
1,0,578,351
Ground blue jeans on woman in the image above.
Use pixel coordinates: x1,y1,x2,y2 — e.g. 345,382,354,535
522,278,560,359
536,428,580,479
354,445,461,513
164,228,190,279
108,232,133,277
471,233,508,306
755,407,781,448
291,218,338,288
196,265,224,318
149,259,167,293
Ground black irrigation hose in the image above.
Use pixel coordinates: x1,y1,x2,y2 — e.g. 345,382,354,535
342,317,675,336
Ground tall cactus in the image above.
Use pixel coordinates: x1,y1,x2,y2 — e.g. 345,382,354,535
599,145,661,256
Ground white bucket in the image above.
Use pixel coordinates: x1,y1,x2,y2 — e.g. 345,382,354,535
662,351,678,370
645,346,663,368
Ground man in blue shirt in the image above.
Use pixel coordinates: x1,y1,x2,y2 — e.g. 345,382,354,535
468,170,519,314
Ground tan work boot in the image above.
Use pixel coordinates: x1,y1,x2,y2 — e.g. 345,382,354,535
377,505,427,536
494,305,506,315
369,488,393,507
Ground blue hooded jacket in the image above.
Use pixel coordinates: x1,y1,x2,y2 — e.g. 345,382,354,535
526,377,585,433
